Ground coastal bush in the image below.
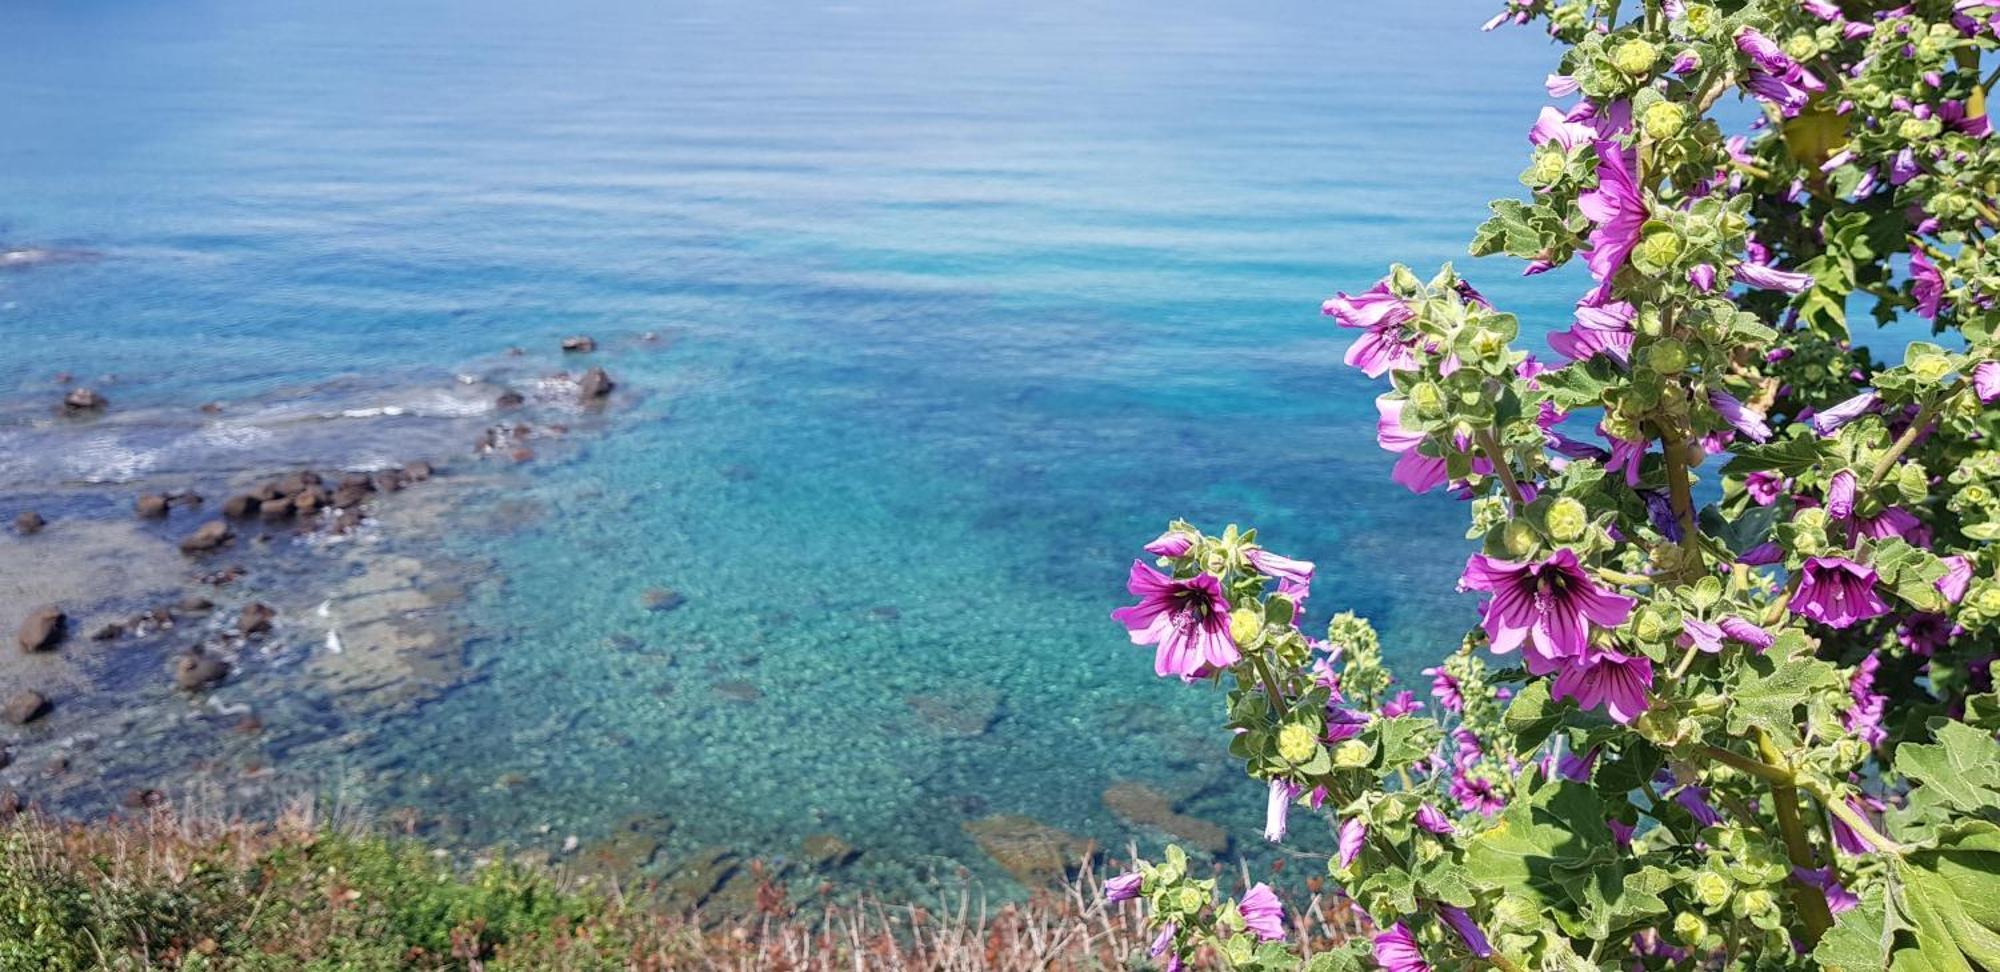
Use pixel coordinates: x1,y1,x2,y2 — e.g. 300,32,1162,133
1108,1,2000,969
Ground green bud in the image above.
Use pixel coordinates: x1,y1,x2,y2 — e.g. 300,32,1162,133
1333,739,1372,768
1229,607,1262,645
1277,724,1318,764
1409,381,1446,420
1470,327,1508,360
1898,118,1931,141
1175,885,1205,913
1546,497,1589,541
1602,411,1641,442
1739,887,1777,917
1683,4,1717,34
1692,871,1733,911
1637,306,1666,337
1503,519,1539,557
1634,607,1669,643
1783,35,1816,61
1794,507,1829,532
1910,354,1953,384
1643,101,1688,140
1963,483,1993,507
1673,912,1710,946
1690,575,1723,610
1636,228,1685,273
1613,38,1659,76
1647,338,1690,376
1975,586,2000,614
1528,148,1567,185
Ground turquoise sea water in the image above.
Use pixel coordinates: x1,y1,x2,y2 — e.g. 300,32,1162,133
0,1,1577,892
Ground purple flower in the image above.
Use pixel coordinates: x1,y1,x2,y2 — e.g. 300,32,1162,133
1858,507,1928,546
1415,804,1455,835
1830,796,1880,856
1827,469,1857,520
1104,872,1143,902
1112,562,1239,678
1745,471,1787,506
1373,922,1431,972
1793,557,1892,629
1708,389,1772,442
1150,923,1176,957
1891,147,1921,185
1437,905,1493,958
1551,646,1653,724
1606,431,1647,488
1423,666,1464,713
1910,248,1947,319
1546,74,1580,97
1795,867,1861,914
1577,144,1647,302
1719,616,1776,651
1734,261,1815,293
1739,541,1785,566
1975,361,2000,404
1938,555,1974,604
1743,68,1816,116
1671,50,1701,74
1324,280,1417,377
1462,550,1635,675
1529,106,1596,150
1265,778,1300,843
1803,0,1843,20
1556,745,1600,782
1809,390,1880,436
1246,548,1314,590
1382,690,1425,718
1238,883,1286,942
1144,530,1195,557
1337,817,1368,870
1674,785,1726,826
1680,617,1725,654
1688,264,1717,291
1451,771,1506,817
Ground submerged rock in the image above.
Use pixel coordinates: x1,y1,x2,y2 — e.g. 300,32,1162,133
13,511,45,535
713,679,761,702
963,815,1091,887
135,494,171,519
561,335,597,353
1102,782,1230,855
178,521,234,553
906,691,1000,738
578,367,615,401
799,832,859,869
17,606,66,652
61,388,107,413
641,588,686,612
237,602,276,636
4,691,50,725
172,651,229,690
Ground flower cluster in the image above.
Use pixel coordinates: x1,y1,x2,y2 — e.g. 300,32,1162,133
1108,2,2000,968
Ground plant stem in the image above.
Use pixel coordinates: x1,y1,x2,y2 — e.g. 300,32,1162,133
1596,568,1656,587
1671,642,1704,680
1810,786,1908,856
1698,744,1793,785
1661,424,1702,567
1866,400,1939,489
1757,731,1834,947
1475,429,1528,512
1247,649,1290,720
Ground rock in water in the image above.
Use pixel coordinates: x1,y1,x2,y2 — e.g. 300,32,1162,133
561,335,597,352
61,388,107,413
179,521,234,553
1101,782,1231,855
221,494,258,518
3,691,49,725
237,602,276,636
12,511,45,535
641,588,686,612
172,652,230,690
17,606,66,652
962,815,1091,887
579,367,615,401
134,494,170,519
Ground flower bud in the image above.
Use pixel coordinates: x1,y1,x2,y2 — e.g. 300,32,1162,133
1613,38,1659,76
1898,118,1931,141
1633,606,1669,643
1975,586,2000,614
1739,887,1777,917
1647,338,1690,376
1492,895,1540,929
1409,381,1447,420
1546,497,1588,541
1637,228,1684,272
1503,519,1539,557
1794,506,1829,532
1277,724,1318,764
1528,148,1567,185
1643,102,1688,140
1175,885,1205,913
1333,740,1373,768
1471,327,1508,360
1910,354,1953,384
1673,912,1709,946
1783,35,1816,61
1683,4,1717,34
1230,607,1262,645
1692,871,1732,910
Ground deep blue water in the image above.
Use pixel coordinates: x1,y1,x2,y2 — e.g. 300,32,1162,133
0,0,1576,893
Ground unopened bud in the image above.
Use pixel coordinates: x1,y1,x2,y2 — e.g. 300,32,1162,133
1230,607,1262,645
1613,39,1659,75
1409,381,1446,420
1648,338,1690,375
1643,102,1688,140
1693,871,1732,910
1637,228,1685,272
1673,912,1709,945
1277,724,1318,764
1546,497,1588,541
1529,148,1567,185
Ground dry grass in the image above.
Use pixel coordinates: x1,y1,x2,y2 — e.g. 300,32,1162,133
0,799,1363,971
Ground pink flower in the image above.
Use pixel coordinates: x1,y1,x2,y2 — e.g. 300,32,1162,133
1264,779,1300,843
1143,530,1195,557
1237,884,1286,942
1745,471,1787,506
1577,143,1647,303
1529,106,1596,150
1104,872,1142,902
1551,646,1653,724
1246,548,1314,590
1461,549,1636,674
1792,557,1891,629
1373,922,1432,972
1337,817,1368,870
1324,280,1417,377
1438,905,1493,958
1938,556,1975,604
1974,361,2000,403
1910,248,1947,319
1415,804,1455,835
1451,770,1506,816
1111,562,1239,678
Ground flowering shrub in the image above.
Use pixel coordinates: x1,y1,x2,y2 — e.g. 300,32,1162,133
1108,2,2000,969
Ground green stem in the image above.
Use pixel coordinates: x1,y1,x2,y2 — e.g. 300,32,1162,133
1671,641,1704,680
1475,429,1528,512
1867,401,1939,489
1596,568,1656,587
1698,744,1793,785
1809,786,1908,857
1661,423,1703,569
1247,649,1290,721
1758,731,1835,947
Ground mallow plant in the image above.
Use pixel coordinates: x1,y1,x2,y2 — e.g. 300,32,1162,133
1106,2,2000,969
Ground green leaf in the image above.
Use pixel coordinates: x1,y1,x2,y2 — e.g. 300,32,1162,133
1894,721,2000,817
1462,775,1618,915
1721,432,1831,476
1813,883,1892,971
1723,653,1842,749
1697,502,1779,555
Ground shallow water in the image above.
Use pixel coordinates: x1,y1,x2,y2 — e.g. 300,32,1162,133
0,0,1577,894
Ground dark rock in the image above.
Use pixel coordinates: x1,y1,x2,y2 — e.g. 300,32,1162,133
641,588,686,612
257,497,294,521
250,482,283,502
175,595,214,615
120,788,165,809
135,494,171,518
508,447,535,463
13,511,45,535
170,492,203,508
963,816,1091,887
332,486,369,509
338,473,374,492
373,471,405,493
4,691,50,725
507,346,525,356
906,691,1000,739
293,488,326,516
90,622,125,641
221,494,259,518
578,366,616,400
179,521,234,554
62,388,107,412
333,509,363,533
275,471,319,496
199,401,223,414
561,335,597,352
237,602,275,636
713,679,762,702
17,606,66,652
1102,782,1231,855
0,790,23,820
403,461,433,481
663,847,741,906
496,390,525,409
172,652,230,690
233,712,263,734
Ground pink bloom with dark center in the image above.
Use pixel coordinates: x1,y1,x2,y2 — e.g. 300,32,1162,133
1324,280,1418,377
1111,562,1239,678
1577,143,1647,303
1237,884,1286,942
1793,557,1891,629
1373,922,1432,972
1462,549,1635,674
1744,471,1787,506
1551,646,1653,724
1910,248,1947,319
